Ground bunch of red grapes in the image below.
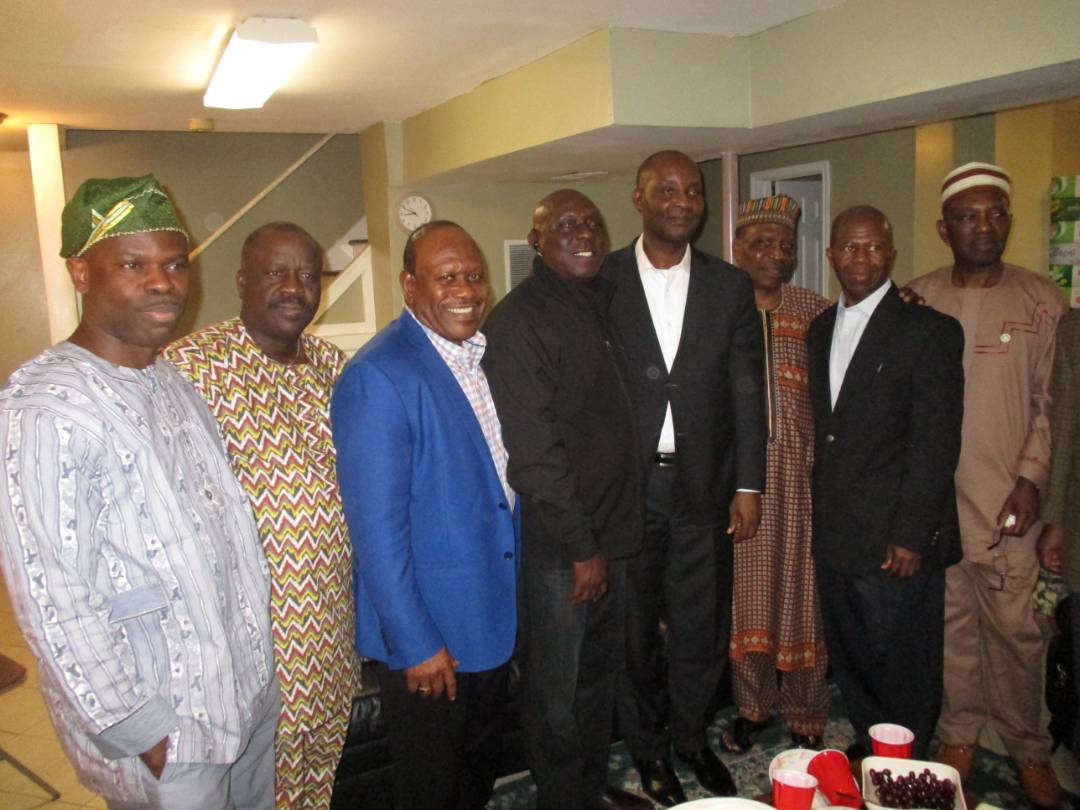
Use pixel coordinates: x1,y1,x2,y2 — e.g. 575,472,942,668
868,767,957,810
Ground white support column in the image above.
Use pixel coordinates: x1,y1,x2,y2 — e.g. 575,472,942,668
719,150,740,263
28,124,79,342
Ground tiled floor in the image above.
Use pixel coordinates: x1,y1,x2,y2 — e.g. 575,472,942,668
0,579,107,809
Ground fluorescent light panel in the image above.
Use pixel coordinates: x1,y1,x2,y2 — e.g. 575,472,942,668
204,17,317,110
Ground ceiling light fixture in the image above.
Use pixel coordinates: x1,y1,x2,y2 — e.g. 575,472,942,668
204,17,317,110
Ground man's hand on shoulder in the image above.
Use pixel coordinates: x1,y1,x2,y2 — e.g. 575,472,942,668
727,491,761,542
139,737,168,780
569,553,607,605
405,647,460,701
897,286,926,306
881,545,922,578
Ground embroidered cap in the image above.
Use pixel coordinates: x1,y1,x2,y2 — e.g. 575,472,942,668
941,162,1011,207
735,195,801,232
61,175,187,258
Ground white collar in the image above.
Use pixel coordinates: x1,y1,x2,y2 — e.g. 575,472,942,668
838,279,892,317
635,236,692,275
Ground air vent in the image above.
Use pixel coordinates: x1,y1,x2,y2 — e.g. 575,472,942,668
504,240,533,291
551,170,609,181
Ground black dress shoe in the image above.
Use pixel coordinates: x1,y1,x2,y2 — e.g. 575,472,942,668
790,732,824,750
634,757,687,807
675,745,737,796
593,785,656,810
722,716,771,753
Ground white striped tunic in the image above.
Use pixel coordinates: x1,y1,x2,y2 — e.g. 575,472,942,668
0,342,274,802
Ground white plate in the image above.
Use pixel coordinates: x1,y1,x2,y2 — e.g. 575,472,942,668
767,748,832,808
670,800,772,809
861,755,967,810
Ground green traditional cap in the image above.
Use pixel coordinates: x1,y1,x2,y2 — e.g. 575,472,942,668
60,175,187,258
735,194,801,232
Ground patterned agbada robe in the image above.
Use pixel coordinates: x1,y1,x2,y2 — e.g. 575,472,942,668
730,285,830,679
165,318,360,809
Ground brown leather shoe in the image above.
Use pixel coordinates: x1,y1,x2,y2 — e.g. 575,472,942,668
1016,760,1061,808
935,742,975,782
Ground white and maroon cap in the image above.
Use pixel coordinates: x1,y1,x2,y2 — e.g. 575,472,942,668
941,162,1011,206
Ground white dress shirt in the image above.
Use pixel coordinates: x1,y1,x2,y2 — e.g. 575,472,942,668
829,280,893,408
635,236,692,453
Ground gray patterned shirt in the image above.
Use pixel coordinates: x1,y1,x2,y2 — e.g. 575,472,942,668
0,342,274,801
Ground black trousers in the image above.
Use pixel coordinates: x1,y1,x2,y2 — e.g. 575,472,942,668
620,463,731,760
816,563,945,760
522,560,627,810
375,660,511,810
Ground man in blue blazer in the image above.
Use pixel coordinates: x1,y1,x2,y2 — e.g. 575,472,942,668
331,221,520,810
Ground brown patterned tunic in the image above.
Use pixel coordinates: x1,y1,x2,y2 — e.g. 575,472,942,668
730,284,830,671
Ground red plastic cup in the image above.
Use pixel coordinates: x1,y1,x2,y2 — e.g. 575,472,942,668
869,723,915,758
771,768,818,810
807,749,862,808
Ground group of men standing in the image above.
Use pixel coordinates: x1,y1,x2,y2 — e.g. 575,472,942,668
0,150,1069,810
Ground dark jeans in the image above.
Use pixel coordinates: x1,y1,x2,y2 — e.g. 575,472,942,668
620,464,731,760
816,563,945,759
522,559,627,810
375,660,511,810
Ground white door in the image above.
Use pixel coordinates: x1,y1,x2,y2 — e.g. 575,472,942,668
750,161,830,296
775,177,823,294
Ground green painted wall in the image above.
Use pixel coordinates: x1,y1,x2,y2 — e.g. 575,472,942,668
953,114,996,166
60,131,365,336
697,158,729,259
716,127,917,295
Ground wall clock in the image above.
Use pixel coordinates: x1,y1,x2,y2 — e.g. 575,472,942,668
397,194,433,231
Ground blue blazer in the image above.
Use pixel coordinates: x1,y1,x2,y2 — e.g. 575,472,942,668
331,313,520,672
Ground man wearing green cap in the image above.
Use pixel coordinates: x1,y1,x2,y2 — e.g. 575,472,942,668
0,176,278,808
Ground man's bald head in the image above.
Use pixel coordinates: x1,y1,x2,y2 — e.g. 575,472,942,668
403,220,473,276
635,150,700,188
829,205,893,247
529,188,608,282
533,189,596,228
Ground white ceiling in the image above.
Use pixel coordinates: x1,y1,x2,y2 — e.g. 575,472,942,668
1,0,839,150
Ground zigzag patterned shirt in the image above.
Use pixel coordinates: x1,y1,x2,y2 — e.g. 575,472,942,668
164,319,360,733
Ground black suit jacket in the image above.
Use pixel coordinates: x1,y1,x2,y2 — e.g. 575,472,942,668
808,285,965,574
601,240,766,524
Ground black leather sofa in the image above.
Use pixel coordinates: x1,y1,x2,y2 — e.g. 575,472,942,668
330,662,527,809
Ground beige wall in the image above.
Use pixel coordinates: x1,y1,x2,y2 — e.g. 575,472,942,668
398,0,1080,183
0,151,52,381
1054,100,1080,176
749,0,1080,127
402,30,615,184
60,131,365,335
610,29,749,127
